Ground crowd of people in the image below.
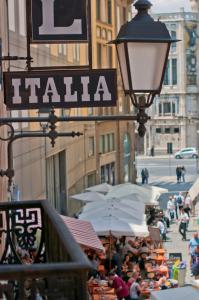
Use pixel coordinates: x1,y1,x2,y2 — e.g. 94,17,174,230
87,235,173,300
166,192,193,241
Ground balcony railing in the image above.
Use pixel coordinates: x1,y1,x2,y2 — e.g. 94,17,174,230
0,200,91,300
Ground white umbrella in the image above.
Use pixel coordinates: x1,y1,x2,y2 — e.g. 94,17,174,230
85,183,112,194
105,183,167,202
86,215,149,237
80,200,146,225
70,191,104,203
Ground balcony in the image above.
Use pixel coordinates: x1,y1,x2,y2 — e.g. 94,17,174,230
0,200,91,300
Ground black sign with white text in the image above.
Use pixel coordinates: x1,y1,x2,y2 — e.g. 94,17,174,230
31,0,88,42
3,69,117,110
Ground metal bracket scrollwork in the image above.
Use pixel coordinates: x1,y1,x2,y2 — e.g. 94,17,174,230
0,108,83,190
130,93,155,137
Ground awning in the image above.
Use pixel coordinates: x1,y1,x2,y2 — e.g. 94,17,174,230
61,215,104,253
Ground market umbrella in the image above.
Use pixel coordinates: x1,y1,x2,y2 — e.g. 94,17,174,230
70,191,104,203
79,214,149,237
71,183,163,206
80,199,146,225
85,183,112,194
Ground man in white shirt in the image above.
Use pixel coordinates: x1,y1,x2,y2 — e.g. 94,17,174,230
179,208,189,241
167,196,175,221
157,219,166,241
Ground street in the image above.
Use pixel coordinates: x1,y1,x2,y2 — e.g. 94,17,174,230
136,156,199,210
137,156,199,283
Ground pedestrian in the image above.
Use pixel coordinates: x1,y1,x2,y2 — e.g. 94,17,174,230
108,271,130,300
179,208,189,241
191,245,199,279
144,168,149,184
184,192,192,217
176,192,184,214
167,196,175,221
188,232,199,266
181,166,186,182
141,169,145,185
157,218,167,241
176,166,182,183
173,194,179,220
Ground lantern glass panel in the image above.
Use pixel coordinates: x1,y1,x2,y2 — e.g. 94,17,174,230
116,43,129,91
127,42,169,91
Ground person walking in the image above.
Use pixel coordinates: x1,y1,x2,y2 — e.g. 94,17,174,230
141,169,145,185
179,208,189,241
184,192,192,217
173,194,179,220
167,196,175,221
176,192,184,214
176,166,182,183
188,232,199,266
144,168,149,184
181,166,186,182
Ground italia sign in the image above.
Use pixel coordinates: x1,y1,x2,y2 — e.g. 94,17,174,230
30,0,88,42
3,69,117,110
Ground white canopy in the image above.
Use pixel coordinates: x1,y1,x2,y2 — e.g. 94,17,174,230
80,199,146,225
70,191,104,203
88,215,149,237
79,194,148,237
71,183,164,206
85,183,112,194
150,286,199,300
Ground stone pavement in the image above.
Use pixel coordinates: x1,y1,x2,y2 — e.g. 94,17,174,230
163,204,199,283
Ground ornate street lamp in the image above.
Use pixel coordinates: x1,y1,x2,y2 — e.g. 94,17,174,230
109,0,178,136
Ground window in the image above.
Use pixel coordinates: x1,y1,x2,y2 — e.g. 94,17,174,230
157,96,179,116
96,0,101,20
107,46,113,67
107,133,115,152
174,127,180,133
156,128,161,133
88,137,95,157
100,135,105,154
73,44,80,62
171,30,177,51
107,0,112,24
116,6,121,33
172,58,177,85
165,128,171,134
163,59,177,86
97,43,102,68
164,61,170,85
18,0,26,36
100,133,115,153
87,173,96,187
8,0,15,31
163,102,171,114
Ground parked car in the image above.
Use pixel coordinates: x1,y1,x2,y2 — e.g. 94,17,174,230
175,147,198,159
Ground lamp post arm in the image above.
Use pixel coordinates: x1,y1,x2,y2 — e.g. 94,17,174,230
1,130,83,191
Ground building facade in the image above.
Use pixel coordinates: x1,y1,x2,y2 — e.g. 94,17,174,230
142,7,199,155
0,0,136,216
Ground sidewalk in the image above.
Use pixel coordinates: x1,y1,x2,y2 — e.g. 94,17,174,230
163,204,199,283
137,155,174,159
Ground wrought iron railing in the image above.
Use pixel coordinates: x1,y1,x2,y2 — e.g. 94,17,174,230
0,200,91,300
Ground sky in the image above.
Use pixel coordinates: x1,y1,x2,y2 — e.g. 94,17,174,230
133,0,192,14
